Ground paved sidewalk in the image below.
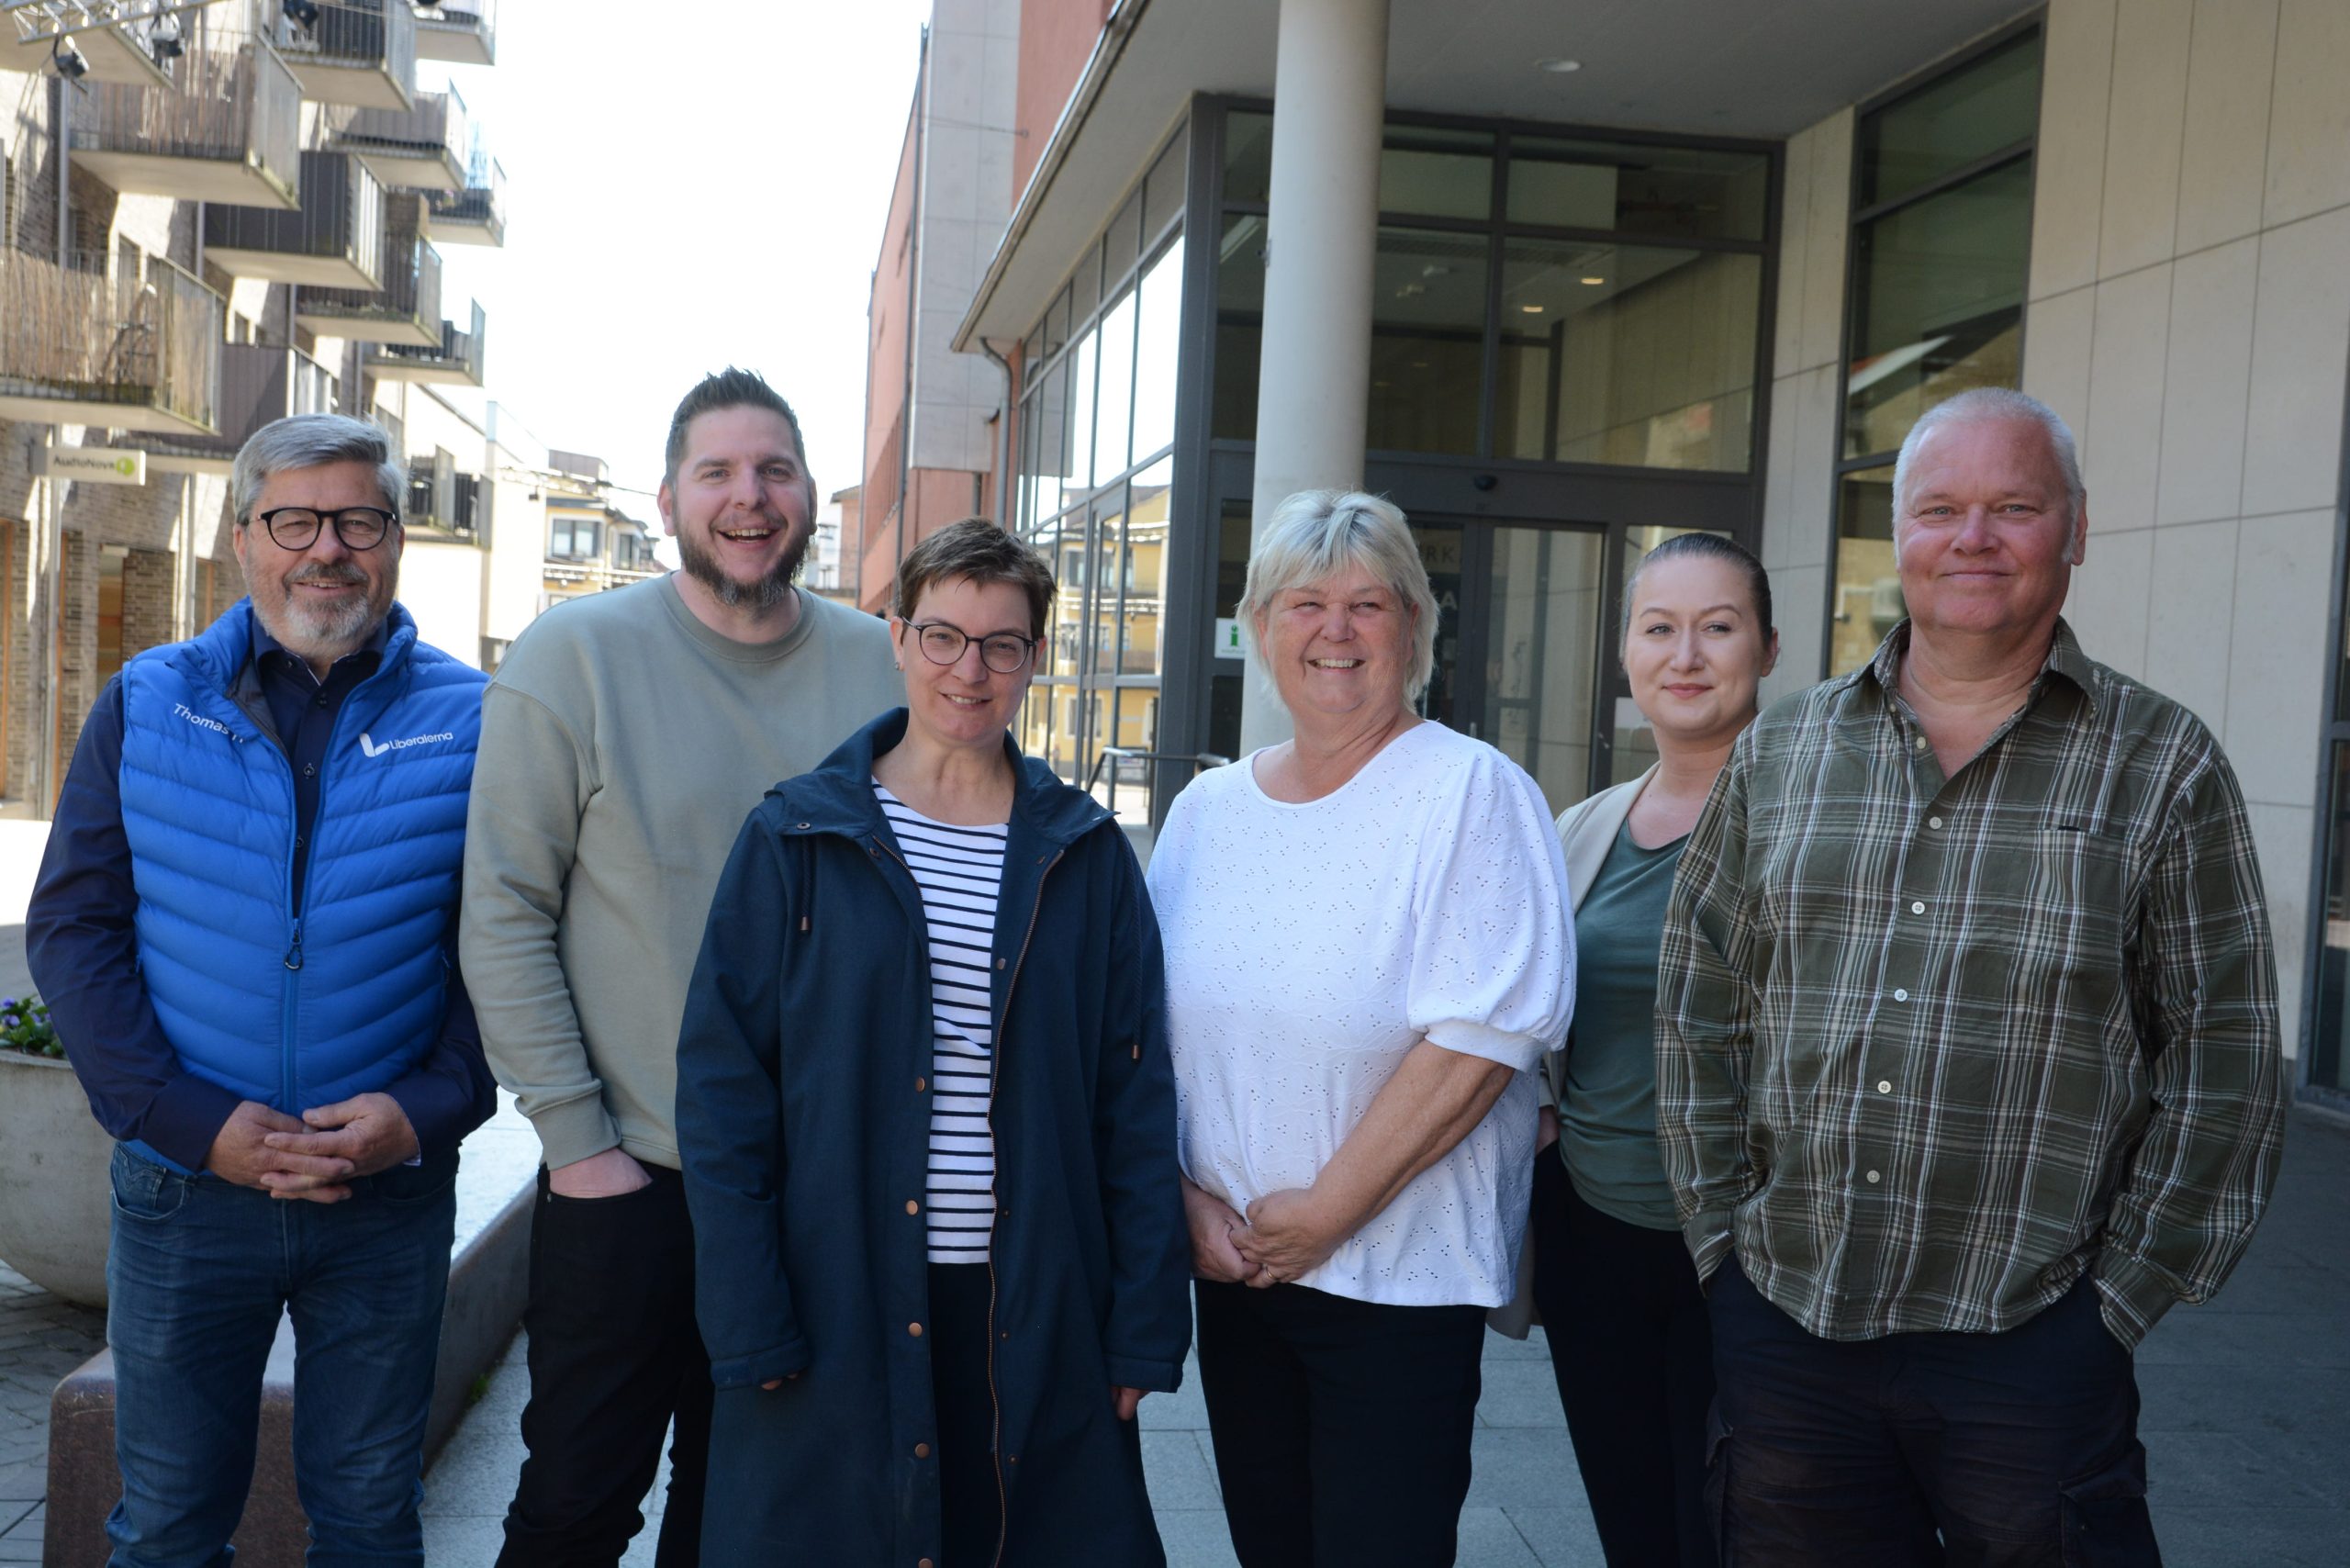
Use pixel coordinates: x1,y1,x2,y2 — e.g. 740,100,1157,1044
1,1081,2341,1562
420,1104,2350,1566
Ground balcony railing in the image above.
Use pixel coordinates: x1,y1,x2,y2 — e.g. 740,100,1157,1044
411,0,492,65
274,0,416,111
70,17,301,207
425,156,504,247
205,151,386,288
321,84,466,193
365,299,484,386
148,342,340,475
0,251,223,435
297,193,443,346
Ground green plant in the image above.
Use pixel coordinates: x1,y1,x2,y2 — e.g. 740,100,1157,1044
0,996,62,1058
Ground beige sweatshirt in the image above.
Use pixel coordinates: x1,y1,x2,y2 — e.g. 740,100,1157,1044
460,575,901,1170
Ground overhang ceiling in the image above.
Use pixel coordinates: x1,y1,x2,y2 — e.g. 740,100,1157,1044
956,0,2038,350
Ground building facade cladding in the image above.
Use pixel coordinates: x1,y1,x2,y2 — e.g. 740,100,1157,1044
954,0,2350,1084
0,2,597,806
859,0,1022,615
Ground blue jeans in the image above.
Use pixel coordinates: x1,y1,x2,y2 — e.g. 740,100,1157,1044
104,1143,458,1568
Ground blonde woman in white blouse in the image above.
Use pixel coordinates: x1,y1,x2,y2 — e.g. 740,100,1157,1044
1147,489,1575,1568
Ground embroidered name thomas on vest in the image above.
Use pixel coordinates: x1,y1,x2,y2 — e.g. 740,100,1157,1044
171,702,232,737
359,730,457,758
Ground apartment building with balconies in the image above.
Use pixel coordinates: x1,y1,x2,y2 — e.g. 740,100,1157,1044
538,449,658,610
0,0,509,811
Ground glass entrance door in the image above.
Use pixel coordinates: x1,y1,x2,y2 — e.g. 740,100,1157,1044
1412,520,1606,816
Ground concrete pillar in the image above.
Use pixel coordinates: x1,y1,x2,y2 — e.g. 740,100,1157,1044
1238,0,1389,756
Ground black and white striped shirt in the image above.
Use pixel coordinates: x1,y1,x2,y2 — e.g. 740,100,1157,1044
876,782,1009,1265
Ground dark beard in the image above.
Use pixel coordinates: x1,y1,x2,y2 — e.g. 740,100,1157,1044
678,519,807,610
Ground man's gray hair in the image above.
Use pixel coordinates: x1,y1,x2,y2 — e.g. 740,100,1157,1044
1891,387,2085,524
230,413,406,529
1237,489,1439,702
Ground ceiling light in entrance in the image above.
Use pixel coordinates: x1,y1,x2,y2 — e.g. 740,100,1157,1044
1536,58,1582,73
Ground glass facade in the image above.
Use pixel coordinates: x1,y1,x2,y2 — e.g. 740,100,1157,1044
1830,27,2042,675
1213,117,1771,464
1013,126,1187,819
1021,102,1773,823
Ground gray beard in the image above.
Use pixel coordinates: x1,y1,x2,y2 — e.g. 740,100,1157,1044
679,521,807,610
256,575,384,663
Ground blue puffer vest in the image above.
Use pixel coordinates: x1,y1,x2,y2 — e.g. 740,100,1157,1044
116,601,484,1148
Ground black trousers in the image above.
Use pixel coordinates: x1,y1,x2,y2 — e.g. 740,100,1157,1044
495,1164,715,1568
1707,1257,2162,1567
1194,1278,1487,1568
929,1262,1005,1567
1528,1154,1718,1568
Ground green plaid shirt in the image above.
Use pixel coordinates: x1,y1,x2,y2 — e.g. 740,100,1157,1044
1658,620,2284,1349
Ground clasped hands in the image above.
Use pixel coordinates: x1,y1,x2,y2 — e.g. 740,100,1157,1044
1183,1177,1344,1290
204,1092,420,1203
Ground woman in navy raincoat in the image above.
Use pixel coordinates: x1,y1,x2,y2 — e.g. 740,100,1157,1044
676,519,1190,1566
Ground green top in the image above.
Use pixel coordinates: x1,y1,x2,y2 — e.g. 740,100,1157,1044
1557,818,1687,1231
460,577,904,1171
1658,618,2284,1350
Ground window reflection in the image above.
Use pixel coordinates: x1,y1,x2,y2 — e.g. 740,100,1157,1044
1859,31,2042,207
1506,138,1768,241
1380,128,1493,221
1369,227,1488,455
1494,241,1760,471
1214,215,1265,442
1830,464,1900,675
1843,157,2031,459
1095,290,1136,482
1132,238,1184,460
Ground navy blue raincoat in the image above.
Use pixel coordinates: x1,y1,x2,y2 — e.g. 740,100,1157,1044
677,710,1191,1566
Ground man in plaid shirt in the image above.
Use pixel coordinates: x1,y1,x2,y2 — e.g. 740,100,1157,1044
1659,386,2285,1565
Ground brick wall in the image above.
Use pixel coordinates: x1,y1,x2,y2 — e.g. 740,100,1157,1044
120,547,175,661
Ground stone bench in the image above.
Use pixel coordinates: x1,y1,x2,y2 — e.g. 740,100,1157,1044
43,1102,542,1568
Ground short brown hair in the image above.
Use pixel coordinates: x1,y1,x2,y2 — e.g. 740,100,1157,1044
662,367,807,492
892,518,1057,638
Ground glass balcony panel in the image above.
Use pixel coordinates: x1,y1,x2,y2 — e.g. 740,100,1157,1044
297,194,444,346
365,300,485,386
412,0,496,66
0,252,223,435
274,0,417,111
324,85,468,192
70,19,301,207
205,151,386,288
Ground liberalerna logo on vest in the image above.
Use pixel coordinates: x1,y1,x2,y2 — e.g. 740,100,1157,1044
359,731,457,758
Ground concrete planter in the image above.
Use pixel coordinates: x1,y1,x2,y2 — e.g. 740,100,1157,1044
0,1050,116,1306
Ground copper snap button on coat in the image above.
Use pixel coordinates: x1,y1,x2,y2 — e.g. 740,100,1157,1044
914,1442,930,1459
908,1322,923,1338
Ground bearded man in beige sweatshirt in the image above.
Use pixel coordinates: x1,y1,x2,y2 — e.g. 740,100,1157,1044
461,368,902,1568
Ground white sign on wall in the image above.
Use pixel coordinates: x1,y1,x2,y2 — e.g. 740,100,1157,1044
1213,617,1245,661
35,448,148,486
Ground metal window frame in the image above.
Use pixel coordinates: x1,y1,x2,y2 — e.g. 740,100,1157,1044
1821,12,2046,680
2298,337,2350,1109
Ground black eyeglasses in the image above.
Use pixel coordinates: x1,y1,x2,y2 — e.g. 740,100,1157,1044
253,506,397,552
905,621,1037,674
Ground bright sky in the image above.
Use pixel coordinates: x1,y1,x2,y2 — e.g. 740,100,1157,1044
423,0,935,510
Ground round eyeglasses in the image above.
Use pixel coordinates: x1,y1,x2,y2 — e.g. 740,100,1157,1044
253,506,397,552
906,621,1038,674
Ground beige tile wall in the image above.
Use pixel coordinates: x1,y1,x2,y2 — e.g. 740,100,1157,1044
2019,0,2350,1056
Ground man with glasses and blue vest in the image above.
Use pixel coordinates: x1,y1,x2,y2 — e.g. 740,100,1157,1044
28,412,495,1568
